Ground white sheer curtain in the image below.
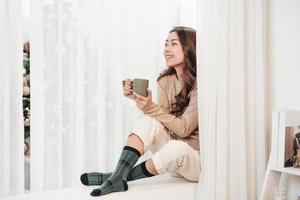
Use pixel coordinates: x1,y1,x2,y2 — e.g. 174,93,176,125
0,0,24,196
30,0,196,192
196,0,267,199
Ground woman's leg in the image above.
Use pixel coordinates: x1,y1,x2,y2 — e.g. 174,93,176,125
145,159,159,175
89,116,170,196
90,143,141,196
81,133,146,186
126,133,145,155
81,116,169,186
81,133,159,186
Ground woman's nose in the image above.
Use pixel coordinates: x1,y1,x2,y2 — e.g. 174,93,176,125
164,46,170,53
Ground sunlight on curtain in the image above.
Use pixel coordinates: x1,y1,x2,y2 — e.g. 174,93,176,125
0,0,24,196
30,0,196,192
196,0,267,199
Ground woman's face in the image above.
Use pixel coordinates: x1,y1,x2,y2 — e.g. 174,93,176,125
164,31,184,67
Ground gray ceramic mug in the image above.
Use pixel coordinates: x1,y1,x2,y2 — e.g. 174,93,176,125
123,79,149,99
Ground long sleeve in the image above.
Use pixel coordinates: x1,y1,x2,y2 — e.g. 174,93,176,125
143,81,198,138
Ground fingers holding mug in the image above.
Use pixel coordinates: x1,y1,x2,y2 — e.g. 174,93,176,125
122,79,133,95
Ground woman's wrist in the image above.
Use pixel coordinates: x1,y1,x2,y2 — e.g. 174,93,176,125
142,102,157,113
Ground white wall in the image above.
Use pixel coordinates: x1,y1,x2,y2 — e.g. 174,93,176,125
268,0,300,111
268,0,300,198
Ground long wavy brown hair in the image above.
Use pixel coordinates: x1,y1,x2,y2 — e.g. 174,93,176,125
157,26,196,117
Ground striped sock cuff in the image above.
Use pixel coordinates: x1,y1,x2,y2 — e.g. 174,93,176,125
141,161,154,177
123,146,141,157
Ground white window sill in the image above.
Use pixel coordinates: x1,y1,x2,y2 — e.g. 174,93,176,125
2,174,197,200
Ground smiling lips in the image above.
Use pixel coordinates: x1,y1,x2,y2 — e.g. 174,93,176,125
165,55,174,60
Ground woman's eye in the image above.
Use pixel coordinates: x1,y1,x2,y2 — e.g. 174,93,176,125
172,42,177,46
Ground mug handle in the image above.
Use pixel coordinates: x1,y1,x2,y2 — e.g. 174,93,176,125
122,79,133,87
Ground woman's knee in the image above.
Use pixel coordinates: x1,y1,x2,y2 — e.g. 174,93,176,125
130,115,164,139
127,115,165,153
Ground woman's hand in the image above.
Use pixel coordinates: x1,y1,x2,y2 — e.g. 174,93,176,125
133,88,153,112
23,77,30,96
122,79,132,96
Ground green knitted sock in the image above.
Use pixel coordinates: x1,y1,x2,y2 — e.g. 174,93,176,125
90,146,141,196
127,161,155,181
81,161,154,186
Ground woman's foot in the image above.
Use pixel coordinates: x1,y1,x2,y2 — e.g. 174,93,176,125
80,160,156,186
90,175,128,196
80,172,112,186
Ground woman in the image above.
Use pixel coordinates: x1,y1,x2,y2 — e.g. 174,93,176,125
81,26,200,196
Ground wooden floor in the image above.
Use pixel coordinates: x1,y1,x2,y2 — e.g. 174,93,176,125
0,175,198,200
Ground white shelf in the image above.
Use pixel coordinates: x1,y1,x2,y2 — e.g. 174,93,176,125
270,166,300,176
260,111,300,199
